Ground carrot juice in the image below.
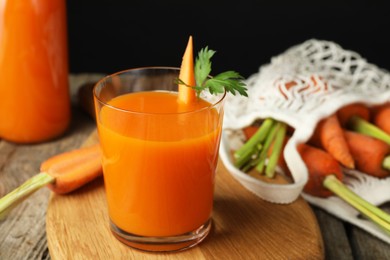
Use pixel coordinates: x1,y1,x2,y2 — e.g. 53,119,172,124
93,67,226,251
0,0,70,143
98,91,222,236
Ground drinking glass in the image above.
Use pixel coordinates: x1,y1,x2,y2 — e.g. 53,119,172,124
93,67,226,252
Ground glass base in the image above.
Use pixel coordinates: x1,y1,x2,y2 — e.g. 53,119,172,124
110,219,212,252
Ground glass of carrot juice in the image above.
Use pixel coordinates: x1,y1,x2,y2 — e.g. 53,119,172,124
93,67,226,252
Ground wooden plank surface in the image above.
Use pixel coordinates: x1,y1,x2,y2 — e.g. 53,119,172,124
1,73,390,259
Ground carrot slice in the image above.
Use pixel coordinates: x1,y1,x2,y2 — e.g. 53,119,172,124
309,114,355,169
178,36,196,105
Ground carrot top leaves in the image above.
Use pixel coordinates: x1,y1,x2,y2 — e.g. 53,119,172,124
178,46,248,97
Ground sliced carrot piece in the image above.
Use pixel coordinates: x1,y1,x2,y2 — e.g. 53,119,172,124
178,36,196,105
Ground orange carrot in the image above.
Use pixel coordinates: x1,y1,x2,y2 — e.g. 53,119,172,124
309,114,355,169
344,131,390,178
338,102,390,145
40,144,102,194
0,144,103,217
296,143,344,197
178,36,196,104
242,125,260,140
371,103,390,135
239,122,390,231
337,103,370,128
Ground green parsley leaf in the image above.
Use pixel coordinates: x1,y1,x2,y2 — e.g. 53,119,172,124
179,46,248,98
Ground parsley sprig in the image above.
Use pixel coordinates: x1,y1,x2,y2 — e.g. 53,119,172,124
178,47,248,97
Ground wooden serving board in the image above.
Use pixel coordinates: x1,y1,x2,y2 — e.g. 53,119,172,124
46,130,324,259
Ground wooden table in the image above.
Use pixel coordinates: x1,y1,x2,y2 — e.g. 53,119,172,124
1,74,390,259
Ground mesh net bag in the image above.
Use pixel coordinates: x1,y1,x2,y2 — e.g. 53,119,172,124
219,39,390,243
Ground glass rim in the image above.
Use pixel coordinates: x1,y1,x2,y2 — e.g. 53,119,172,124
93,66,226,116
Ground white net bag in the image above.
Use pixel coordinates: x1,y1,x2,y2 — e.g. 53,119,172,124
219,39,390,243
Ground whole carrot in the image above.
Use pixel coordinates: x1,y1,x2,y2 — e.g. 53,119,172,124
337,103,390,145
239,121,390,234
309,114,355,169
280,141,390,234
297,143,344,198
344,131,390,178
0,144,102,218
337,103,370,127
40,144,102,194
371,103,390,135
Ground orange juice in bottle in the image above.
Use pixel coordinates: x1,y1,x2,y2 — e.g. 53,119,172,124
0,0,70,143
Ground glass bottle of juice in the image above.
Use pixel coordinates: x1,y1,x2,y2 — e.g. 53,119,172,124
0,0,70,143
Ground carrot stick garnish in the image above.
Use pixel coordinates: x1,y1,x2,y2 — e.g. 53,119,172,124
178,36,196,105
177,36,247,105
309,114,355,169
0,144,102,218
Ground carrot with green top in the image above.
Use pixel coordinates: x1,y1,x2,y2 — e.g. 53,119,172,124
337,103,370,127
337,103,390,145
0,144,102,218
238,122,390,234
235,119,287,178
344,130,390,178
297,142,344,197
309,114,355,169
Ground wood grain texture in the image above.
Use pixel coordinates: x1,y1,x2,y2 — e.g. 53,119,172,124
46,130,324,259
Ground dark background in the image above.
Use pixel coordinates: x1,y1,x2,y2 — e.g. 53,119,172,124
65,1,390,78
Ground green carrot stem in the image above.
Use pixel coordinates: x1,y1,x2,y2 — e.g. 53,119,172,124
234,118,275,159
324,175,390,234
265,122,287,178
383,155,390,171
0,172,55,219
235,144,262,169
256,122,280,174
349,115,390,145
